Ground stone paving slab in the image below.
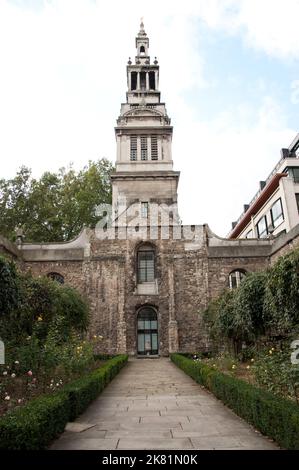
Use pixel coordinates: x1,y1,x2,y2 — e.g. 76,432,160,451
50,358,279,450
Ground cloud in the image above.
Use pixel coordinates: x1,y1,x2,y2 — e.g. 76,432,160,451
0,0,297,236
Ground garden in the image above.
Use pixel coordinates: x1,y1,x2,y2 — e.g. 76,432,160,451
170,247,299,449
0,255,128,449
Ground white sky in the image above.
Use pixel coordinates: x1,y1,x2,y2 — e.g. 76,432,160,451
0,0,298,236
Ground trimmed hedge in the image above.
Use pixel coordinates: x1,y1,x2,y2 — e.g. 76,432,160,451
171,353,299,450
0,354,128,450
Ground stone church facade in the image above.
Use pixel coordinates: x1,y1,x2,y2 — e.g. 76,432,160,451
2,23,299,356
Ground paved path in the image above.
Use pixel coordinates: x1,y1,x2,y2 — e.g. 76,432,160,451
51,358,278,450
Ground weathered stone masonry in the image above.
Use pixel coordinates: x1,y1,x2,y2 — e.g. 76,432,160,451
2,23,299,356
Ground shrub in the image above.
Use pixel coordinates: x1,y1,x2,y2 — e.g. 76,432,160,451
0,355,128,450
0,256,20,317
0,392,70,450
171,353,299,449
263,249,299,334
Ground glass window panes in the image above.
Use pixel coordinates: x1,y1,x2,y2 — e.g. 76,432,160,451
228,270,246,289
246,230,253,239
270,198,284,228
289,167,299,183
141,202,148,218
256,215,268,238
151,135,158,160
138,247,155,283
130,135,137,161
137,308,158,355
47,272,64,284
141,136,148,160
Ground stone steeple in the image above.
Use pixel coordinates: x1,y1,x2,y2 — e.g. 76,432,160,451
111,21,180,222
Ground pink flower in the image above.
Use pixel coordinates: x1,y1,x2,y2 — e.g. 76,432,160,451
32,377,37,383
27,370,33,376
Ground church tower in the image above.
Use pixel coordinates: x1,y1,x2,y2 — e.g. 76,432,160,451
111,21,180,224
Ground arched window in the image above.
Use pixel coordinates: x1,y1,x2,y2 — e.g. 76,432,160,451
47,272,64,285
140,45,145,54
137,244,155,283
137,307,158,355
228,269,246,289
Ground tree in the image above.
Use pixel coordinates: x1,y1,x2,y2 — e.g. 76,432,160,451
0,159,113,242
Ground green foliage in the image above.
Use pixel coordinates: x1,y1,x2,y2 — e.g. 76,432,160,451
263,249,299,334
0,392,70,450
0,259,89,348
0,255,20,317
0,159,113,243
252,346,299,402
233,271,268,341
65,355,128,420
0,355,128,450
203,248,299,347
171,353,299,450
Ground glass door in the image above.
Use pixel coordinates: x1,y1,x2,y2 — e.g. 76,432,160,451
137,307,158,355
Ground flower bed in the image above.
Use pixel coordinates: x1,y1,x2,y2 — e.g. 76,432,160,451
0,354,128,450
171,353,299,450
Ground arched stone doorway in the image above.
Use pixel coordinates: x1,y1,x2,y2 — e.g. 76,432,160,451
137,306,158,356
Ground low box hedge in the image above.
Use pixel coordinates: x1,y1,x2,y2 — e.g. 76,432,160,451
171,353,299,450
0,354,128,450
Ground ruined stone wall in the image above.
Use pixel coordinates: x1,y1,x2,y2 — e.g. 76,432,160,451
19,226,277,356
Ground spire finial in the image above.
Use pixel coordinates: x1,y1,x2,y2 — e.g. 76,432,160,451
138,17,146,36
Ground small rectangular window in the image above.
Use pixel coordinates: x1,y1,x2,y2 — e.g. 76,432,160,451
246,230,253,239
141,136,148,160
151,135,158,160
141,202,148,218
270,198,284,228
256,215,268,238
130,136,137,161
288,167,299,183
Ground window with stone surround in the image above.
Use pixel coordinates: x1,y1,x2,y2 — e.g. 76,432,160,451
151,135,158,160
228,269,246,289
47,272,64,284
130,135,137,161
141,136,148,160
137,244,155,283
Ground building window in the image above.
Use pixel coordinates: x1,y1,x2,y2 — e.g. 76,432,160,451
141,202,148,218
256,215,268,238
295,193,299,212
141,136,148,160
140,72,146,90
151,135,158,160
47,272,64,284
228,270,246,289
137,244,155,283
137,307,158,356
149,71,155,90
288,167,299,183
246,229,253,239
130,135,137,161
131,72,137,91
270,198,284,228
